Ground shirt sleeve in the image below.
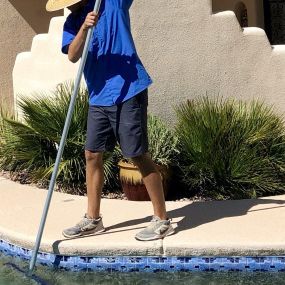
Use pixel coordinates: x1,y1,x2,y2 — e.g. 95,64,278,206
61,14,78,54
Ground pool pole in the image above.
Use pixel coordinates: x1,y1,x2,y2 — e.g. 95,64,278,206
28,0,102,274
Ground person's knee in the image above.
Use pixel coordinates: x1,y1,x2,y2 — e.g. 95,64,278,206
131,152,157,175
85,150,103,165
131,152,147,164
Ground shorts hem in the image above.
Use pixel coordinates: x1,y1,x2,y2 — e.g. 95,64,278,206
84,147,106,153
122,149,148,159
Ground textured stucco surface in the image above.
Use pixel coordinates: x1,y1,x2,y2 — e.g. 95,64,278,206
12,14,81,114
0,0,62,111
0,0,34,110
129,0,285,127
12,0,285,127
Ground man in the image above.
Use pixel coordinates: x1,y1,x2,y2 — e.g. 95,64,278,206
46,0,175,241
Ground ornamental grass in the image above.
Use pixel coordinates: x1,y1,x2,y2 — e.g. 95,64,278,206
174,96,285,200
0,82,119,194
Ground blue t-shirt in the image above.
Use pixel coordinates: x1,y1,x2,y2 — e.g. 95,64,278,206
61,0,153,106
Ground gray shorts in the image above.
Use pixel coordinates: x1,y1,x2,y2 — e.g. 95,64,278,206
85,89,149,158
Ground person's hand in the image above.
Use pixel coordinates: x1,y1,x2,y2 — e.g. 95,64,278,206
82,11,99,31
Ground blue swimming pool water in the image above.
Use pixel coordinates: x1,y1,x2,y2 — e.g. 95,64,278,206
1,253,285,285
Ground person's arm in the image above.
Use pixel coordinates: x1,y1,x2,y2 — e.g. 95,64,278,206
68,11,99,63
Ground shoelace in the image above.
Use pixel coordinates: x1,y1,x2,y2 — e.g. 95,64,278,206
76,217,91,228
147,216,171,230
76,215,99,228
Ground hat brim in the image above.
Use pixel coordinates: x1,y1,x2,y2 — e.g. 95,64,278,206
46,0,82,11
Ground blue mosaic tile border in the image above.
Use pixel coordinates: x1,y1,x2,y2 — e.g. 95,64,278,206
1,239,285,272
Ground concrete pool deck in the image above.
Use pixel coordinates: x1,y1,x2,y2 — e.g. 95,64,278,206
1,176,285,258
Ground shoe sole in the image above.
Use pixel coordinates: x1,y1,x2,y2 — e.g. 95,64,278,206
135,227,176,241
62,227,106,239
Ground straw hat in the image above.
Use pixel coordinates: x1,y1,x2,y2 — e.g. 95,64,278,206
46,0,82,11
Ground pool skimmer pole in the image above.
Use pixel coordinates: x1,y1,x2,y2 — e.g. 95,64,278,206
28,0,102,274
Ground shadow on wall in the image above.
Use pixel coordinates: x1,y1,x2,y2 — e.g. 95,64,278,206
234,1,248,27
212,0,264,29
8,0,63,33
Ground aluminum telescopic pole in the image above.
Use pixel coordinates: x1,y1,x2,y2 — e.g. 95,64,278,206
28,0,102,274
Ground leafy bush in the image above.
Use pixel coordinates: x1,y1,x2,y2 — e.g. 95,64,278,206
147,114,180,166
0,82,119,194
174,96,285,200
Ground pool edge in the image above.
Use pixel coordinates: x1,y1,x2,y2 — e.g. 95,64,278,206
1,238,285,272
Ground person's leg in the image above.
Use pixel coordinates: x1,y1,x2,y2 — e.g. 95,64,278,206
131,152,167,220
116,89,168,220
85,150,104,219
62,150,106,238
115,89,174,240
84,105,117,219
62,105,115,238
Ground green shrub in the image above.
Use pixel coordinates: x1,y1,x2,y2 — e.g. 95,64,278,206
0,82,119,194
147,114,180,166
174,96,285,200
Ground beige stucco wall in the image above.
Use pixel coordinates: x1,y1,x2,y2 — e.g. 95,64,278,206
12,0,285,128
212,0,264,28
0,0,62,111
130,0,284,127
12,9,81,114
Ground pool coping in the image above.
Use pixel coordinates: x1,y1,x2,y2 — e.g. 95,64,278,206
2,176,285,272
